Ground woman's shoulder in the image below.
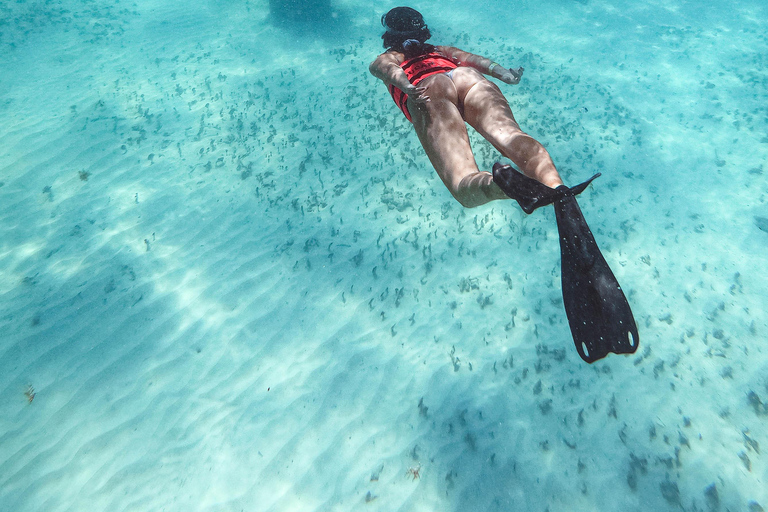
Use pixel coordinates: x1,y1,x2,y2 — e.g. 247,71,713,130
434,46,466,64
382,49,405,62
372,50,405,66
434,45,461,55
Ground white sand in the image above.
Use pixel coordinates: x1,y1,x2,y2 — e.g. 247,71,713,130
1,0,767,510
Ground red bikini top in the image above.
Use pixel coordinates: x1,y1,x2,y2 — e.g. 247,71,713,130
388,52,458,121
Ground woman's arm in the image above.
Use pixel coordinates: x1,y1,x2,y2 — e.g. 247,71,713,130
369,52,411,90
437,46,522,84
369,51,430,102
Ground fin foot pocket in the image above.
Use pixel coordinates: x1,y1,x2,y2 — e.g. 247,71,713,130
491,163,600,214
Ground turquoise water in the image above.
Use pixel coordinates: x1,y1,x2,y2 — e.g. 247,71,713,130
1,0,766,510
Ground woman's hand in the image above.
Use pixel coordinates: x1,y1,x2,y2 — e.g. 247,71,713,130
405,84,429,103
498,66,524,85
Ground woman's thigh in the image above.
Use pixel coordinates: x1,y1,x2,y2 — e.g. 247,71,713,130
408,74,480,195
450,67,525,152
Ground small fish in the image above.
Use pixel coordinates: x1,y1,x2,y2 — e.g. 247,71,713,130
24,385,36,404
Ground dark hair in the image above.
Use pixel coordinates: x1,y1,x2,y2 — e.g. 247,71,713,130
381,7,434,58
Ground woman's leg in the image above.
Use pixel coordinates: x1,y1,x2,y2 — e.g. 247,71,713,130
408,74,509,208
451,67,563,189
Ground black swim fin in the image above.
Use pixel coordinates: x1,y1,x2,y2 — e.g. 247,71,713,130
492,163,639,363
492,162,600,213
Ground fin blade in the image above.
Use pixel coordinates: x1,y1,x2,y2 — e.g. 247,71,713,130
554,194,639,363
569,173,602,196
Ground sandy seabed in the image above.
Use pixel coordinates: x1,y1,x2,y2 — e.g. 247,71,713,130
1,0,767,510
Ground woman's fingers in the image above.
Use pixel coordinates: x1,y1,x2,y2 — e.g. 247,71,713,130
502,67,524,85
406,85,430,103
500,71,518,85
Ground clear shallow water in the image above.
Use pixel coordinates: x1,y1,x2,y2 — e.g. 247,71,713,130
0,0,766,510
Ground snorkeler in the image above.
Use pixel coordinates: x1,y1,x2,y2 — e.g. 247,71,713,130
369,7,639,363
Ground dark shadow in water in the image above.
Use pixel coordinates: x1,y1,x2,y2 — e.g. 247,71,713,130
268,0,354,42
270,0,332,21
756,216,768,234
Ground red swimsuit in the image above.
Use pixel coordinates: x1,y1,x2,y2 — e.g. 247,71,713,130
388,52,458,122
